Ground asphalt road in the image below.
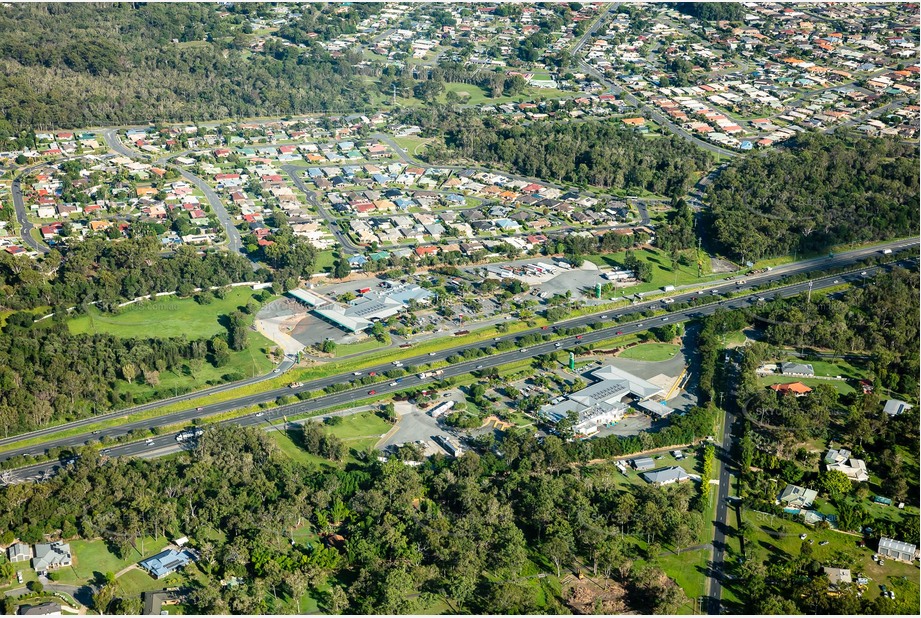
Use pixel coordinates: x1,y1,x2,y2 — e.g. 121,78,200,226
10,164,51,253
1,239,916,482
280,164,361,253
103,129,252,264
0,357,296,450
574,58,740,159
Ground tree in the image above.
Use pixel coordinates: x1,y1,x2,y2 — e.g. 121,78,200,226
820,469,853,501
333,258,351,280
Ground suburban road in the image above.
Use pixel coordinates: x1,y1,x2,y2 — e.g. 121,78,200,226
1,239,916,483
10,162,51,253
280,164,361,254
102,129,251,263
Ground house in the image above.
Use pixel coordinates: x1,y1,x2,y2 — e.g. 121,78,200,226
32,542,72,571
17,603,61,616
823,567,852,587
139,548,196,579
347,255,368,269
631,457,655,471
778,484,818,509
882,399,913,416
7,543,32,563
780,362,815,377
642,466,690,486
769,382,812,396
877,537,916,563
824,448,869,482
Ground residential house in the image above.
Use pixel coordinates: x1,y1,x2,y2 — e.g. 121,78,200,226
824,448,869,482
17,603,61,616
777,484,818,508
780,362,815,377
823,566,852,588
32,542,72,571
769,382,812,396
882,399,913,416
139,548,197,579
642,466,690,486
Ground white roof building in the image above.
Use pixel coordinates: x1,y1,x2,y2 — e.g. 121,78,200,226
541,365,663,436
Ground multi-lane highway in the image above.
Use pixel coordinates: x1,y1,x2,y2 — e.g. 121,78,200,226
2,240,916,484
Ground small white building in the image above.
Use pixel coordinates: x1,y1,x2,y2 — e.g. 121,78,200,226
878,537,917,563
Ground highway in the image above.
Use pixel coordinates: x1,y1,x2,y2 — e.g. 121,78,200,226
1,239,916,482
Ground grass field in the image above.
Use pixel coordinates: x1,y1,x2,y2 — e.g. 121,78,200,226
618,343,680,361
758,375,856,395
584,247,722,294
53,536,169,586
324,411,392,442
738,509,920,605
116,567,182,597
68,288,269,340
789,358,868,380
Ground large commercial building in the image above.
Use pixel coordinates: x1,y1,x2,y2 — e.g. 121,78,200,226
289,284,432,333
540,365,664,436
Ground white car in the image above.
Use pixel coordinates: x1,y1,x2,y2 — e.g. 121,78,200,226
145,439,154,446
392,361,403,367
555,343,562,347
429,352,437,356
389,382,398,387
353,372,362,376
662,317,668,322
601,315,608,319
272,368,279,373
255,412,264,417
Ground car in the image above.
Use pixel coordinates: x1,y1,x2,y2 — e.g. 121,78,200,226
101,449,110,455
145,439,154,446
833,279,840,284
616,331,623,335
576,335,583,340
92,430,101,435
662,317,668,321
819,541,829,546
368,390,376,395
255,412,264,417
861,271,868,277
369,371,376,376
476,365,484,369
392,361,403,367
800,533,808,540
555,343,562,347
353,372,363,376
637,323,643,327
601,315,609,319
196,406,204,411
429,352,437,356
272,368,279,373
697,290,704,295
389,382,398,387
443,393,451,397
494,337,501,341
520,348,528,353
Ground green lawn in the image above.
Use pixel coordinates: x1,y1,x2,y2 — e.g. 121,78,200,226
268,428,338,469
116,567,182,597
52,536,169,585
68,288,271,340
584,247,722,294
315,250,337,273
324,411,391,441
793,358,867,380
618,343,680,361
654,549,709,613
738,509,920,605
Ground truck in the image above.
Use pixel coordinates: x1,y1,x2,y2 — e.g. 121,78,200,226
289,382,303,389
662,285,675,293
418,370,445,379
175,427,204,443
358,287,371,294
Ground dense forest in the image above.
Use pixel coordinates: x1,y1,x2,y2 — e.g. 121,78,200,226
705,133,919,261
0,421,718,615
0,3,374,137
0,237,260,312
400,108,714,197
672,2,745,22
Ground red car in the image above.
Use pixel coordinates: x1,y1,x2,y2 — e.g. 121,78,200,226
369,372,376,376
368,390,376,395
576,335,583,340
616,331,623,335
541,326,549,330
